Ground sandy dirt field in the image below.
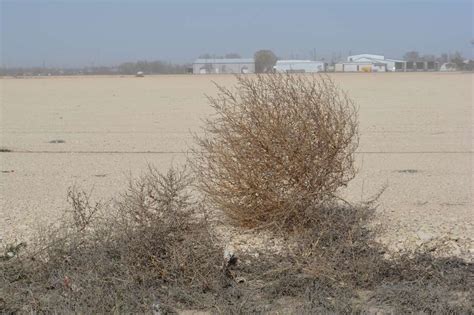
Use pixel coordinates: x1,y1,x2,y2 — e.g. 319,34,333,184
0,73,472,256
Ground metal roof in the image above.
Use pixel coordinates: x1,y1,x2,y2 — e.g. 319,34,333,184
193,58,254,64
384,58,405,63
348,54,385,61
276,60,324,64
349,55,405,63
348,57,405,64
336,61,386,65
365,57,405,63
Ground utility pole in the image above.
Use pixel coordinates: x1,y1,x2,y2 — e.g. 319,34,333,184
311,48,317,61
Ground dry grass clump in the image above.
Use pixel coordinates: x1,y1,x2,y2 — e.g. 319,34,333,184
296,205,473,313
225,203,473,313
192,73,359,230
1,172,472,313
0,166,227,313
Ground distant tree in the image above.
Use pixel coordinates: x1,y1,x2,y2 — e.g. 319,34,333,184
199,53,213,59
118,62,137,75
438,53,449,64
254,49,277,73
136,60,149,72
450,51,464,70
465,60,474,71
117,60,186,75
329,52,339,66
310,48,317,61
403,51,420,61
1,60,187,77
225,53,241,59
421,54,436,62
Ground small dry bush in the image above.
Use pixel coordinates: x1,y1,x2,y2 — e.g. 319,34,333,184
1,181,472,313
193,73,359,230
0,166,227,313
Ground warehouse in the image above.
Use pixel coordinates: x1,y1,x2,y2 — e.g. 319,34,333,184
193,58,255,74
346,54,406,72
335,61,386,72
405,61,439,71
273,60,325,73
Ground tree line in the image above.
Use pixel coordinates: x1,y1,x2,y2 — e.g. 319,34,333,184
0,60,190,76
403,51,472,70
1,49,472,76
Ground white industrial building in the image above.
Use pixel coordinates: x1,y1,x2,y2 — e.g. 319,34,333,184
335,61,387,72
336,54,406,72
193,58,255,74
439,62,457,71
273,60,325,73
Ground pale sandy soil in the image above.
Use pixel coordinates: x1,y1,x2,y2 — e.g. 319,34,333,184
0,73,472,258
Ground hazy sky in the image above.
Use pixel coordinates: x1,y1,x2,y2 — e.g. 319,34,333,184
1,0,472,67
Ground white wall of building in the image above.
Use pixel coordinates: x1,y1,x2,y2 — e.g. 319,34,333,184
371,64,386,72
343,64,359,72
192,58,255,74
334,63,344,72
383,60,395,71
335,62,386,72
346,54,405,72
274,60,325,73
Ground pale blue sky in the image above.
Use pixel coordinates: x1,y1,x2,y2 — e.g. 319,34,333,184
1,0,472,67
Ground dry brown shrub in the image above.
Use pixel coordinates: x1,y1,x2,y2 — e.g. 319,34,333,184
0,166,228,313
222,202,473,313
192,73,359,230
1,170,472,313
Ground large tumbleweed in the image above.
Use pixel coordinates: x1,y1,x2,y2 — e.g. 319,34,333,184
192,74,359,231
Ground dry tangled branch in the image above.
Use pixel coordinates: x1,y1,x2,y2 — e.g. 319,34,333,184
192,73,359,230
0,166,226,313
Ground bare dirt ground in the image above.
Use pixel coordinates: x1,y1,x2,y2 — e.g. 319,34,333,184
0,73,472,258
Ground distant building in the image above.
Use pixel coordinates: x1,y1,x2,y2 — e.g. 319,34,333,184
273,60,325,73
347,54,385,62
341,54,406,72
335,61,387,72
439,62,457,72
193,58,255,74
